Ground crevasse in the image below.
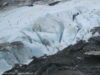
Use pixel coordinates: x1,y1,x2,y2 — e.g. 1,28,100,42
0,0,100,74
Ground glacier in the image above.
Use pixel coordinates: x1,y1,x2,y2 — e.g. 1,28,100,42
0,0,100,74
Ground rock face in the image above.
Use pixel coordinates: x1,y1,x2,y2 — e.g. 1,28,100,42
0,0,36,6
0,0,63,7
3,36,100,75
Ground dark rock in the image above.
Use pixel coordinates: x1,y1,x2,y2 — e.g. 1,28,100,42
0,0,39,7
48,1,60,6
68,40,86,52
91,27,100,34
83,43,100,52
88,36,100,45
10,41,24,48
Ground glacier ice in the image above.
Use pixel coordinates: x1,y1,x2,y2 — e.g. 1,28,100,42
0,0,100,74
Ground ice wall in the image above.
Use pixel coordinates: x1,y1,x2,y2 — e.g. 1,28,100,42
0,0,100,74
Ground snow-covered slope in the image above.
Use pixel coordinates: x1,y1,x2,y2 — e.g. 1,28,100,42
0,0,100,74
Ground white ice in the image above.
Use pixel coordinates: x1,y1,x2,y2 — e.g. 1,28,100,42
0,0,100,74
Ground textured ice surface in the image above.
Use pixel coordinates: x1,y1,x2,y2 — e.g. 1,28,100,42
0,0,100,74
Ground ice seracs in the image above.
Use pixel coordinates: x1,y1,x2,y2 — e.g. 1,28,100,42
0,0,100,74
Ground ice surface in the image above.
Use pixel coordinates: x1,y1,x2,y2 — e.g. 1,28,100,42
0,0,100,74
